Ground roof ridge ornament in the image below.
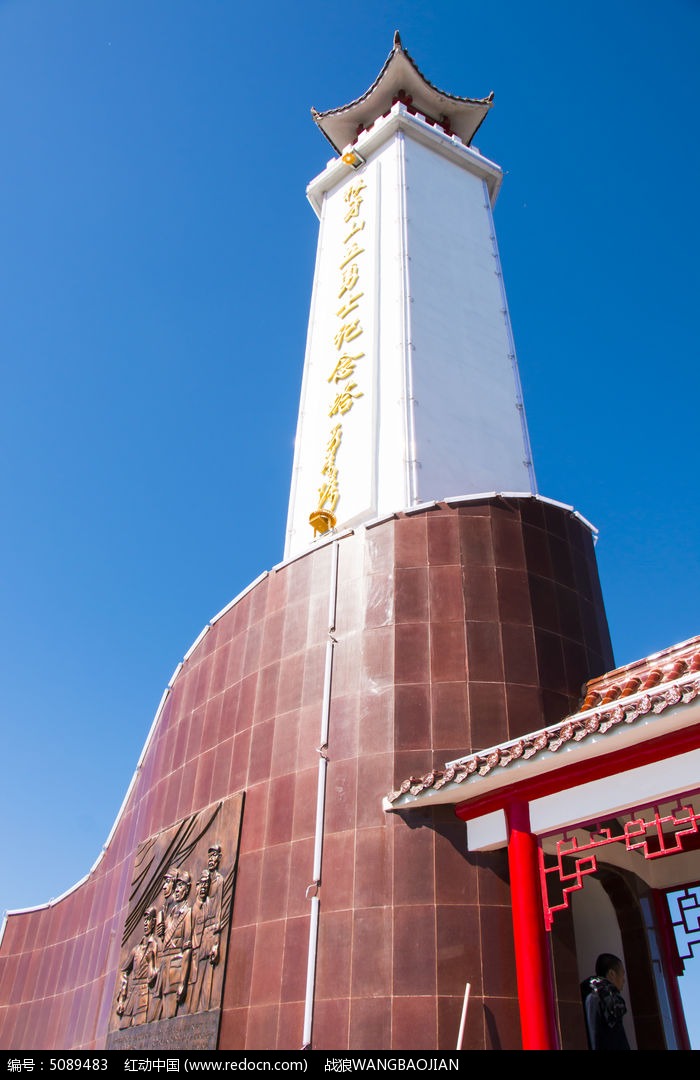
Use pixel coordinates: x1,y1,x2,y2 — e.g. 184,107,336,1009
311,34,494,154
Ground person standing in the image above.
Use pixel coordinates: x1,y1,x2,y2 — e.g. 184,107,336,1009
583,953,631,1050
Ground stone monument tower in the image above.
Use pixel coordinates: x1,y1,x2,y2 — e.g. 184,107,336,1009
17,36,697,1054
286,31,536,557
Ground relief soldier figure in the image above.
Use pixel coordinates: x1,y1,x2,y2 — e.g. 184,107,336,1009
206,844,224,921
189,872,220,1013
151,870,193,1020
155,867,177,943
148,866,178,1021
116,907,159,1028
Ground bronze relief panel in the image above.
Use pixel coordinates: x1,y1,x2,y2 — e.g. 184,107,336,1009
107,792,244,1050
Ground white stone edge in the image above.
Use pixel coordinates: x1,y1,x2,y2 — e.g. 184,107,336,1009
444,491,598,537
307,102,503,216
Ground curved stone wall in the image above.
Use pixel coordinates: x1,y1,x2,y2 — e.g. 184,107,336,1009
0,498,613,1051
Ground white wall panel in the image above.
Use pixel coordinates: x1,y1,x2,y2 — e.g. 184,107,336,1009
405,136,533,499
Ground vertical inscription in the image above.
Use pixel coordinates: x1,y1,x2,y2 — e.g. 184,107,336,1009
309,176,369,536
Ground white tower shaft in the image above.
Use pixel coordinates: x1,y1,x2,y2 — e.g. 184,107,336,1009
285,103,535,560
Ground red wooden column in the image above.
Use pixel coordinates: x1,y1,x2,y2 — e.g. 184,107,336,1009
506,799,559,1050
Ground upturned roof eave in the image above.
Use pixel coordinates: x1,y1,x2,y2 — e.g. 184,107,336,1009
312,31,493,153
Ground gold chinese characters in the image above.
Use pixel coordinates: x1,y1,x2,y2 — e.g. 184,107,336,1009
309,177,368,536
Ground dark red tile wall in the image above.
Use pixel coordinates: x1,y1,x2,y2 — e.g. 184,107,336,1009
0,499,612,1051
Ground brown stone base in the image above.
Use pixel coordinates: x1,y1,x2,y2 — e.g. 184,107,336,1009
106,1009,220,1051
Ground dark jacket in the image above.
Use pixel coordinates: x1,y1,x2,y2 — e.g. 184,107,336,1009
583,976,631,1050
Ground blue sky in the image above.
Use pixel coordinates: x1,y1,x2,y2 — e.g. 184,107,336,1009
1,0,698,1039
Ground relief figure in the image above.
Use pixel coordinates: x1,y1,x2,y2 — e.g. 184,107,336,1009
189,872,220,1013
151,870,193,1020
155,866,177,943
116,907,159,1028
206,844,224,925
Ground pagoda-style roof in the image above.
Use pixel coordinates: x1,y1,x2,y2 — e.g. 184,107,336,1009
312,31,493,153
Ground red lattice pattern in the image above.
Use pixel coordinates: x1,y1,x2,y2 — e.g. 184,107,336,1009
540,793,700,929
666,884,700,961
